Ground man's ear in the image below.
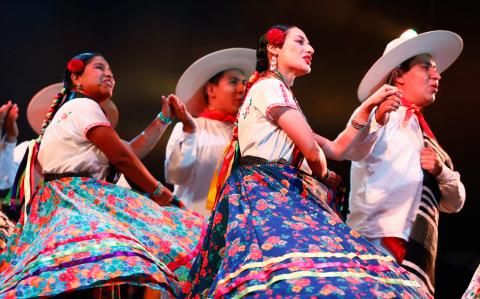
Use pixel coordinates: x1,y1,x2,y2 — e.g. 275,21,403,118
205,82,216,99
392,69,405,86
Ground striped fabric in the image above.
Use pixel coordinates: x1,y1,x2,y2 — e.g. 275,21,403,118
402,133,454,295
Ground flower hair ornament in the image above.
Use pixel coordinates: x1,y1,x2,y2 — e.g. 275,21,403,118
266,28,286,47
67,58,84,73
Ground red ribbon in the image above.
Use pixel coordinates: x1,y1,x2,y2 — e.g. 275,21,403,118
401,98,436,139
198,109,236,124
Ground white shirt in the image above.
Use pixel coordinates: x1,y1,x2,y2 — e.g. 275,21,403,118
347,106,466,240
38,98,112,180
238,78,300,162
0,140,17,190
165,117,234,216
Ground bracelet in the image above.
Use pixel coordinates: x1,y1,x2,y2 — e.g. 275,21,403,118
351,115,369,130
157,111,172,125
151,181,165,196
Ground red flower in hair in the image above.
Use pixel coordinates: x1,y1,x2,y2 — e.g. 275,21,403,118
67,58,84,73
266,28,286,47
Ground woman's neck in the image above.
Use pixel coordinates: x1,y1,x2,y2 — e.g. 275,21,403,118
275,67,295,87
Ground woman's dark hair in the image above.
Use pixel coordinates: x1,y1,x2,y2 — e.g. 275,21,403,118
256,24,294,72
63,52,103,89
37,52,103,141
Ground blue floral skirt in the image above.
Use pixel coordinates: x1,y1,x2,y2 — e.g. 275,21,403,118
184,163,431,298
0,177,205,298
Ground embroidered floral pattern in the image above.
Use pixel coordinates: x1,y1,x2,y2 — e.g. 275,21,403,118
0,177,205,298
185,163,431,298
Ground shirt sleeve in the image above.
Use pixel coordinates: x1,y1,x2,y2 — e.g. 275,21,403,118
437,165,466,213
253,79,299,121
68,98,111,137
342,106,384,161
0,141,17,189
164,121,198,184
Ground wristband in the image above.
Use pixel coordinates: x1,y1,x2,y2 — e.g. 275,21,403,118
151,181,165,196
351,115,369,130
157,111,172,125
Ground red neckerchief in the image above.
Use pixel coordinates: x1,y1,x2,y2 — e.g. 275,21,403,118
198,109,236,124
401,98,436,140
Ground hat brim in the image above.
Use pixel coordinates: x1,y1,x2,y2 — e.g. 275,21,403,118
175,48,256,117
357,30,463,101
27,83,119,134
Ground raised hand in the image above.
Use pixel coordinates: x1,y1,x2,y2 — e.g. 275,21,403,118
168,94,197,133
160,95,173,120
356,84,402,124
0,101,19,142
375,93,401,125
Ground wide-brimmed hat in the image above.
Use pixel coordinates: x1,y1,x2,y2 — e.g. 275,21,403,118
27,83,119,134
357,30,463,101
175,48,256,117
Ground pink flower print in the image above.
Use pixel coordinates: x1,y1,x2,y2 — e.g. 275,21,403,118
256,199,269,211
320,284,345,296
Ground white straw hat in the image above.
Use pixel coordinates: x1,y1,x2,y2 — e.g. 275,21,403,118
27,83,119,134
175,48,256,116
357,30,463,101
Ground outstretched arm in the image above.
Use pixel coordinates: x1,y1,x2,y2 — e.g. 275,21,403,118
88,125,173,205
164,95,199,184
127,95,173,159
316,84,401,161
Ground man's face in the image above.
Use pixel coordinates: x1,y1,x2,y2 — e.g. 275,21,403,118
207,69,246,115
396,54,441,108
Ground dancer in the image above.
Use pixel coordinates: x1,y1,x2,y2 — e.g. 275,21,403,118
0,52,204,298
185,25,430,298
348,29,466,295
165,48,255,216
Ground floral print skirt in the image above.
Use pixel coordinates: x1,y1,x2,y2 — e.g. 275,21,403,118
0,177,205,298
185,163,431,298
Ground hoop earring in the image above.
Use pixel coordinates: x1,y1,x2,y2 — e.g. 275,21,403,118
76,83,82,91
270,55,278,71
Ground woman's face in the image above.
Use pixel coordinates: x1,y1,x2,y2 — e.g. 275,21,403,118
75,56,115,102
277,27,314,76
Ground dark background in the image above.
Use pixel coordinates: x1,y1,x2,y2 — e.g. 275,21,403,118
1,1,478,297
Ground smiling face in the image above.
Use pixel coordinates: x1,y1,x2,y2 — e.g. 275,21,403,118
72,56,115,102
206,69,246,115
394,54,441,108
275,27,314,77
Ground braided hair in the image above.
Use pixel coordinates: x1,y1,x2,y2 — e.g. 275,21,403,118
11,52,103,211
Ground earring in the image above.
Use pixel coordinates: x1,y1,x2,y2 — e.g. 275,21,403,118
270,55,277,71
76,83,82,91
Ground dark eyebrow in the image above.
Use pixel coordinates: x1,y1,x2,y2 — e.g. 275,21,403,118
294,35,310,44
92,62,112,70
